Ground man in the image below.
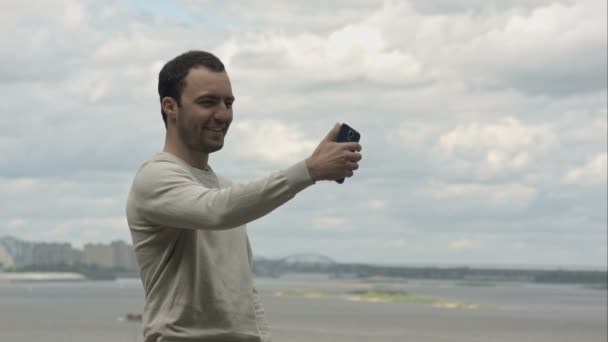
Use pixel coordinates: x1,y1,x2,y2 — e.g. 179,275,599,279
126,50,362,342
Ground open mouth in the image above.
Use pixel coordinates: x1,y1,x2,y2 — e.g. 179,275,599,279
205,128,224,133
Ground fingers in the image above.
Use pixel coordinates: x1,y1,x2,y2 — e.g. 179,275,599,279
342,142,362,152
345,161,359,171
323,123,341,142
345,169,354,178
344,151,362,162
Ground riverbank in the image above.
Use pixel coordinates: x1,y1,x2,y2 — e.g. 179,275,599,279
0,272,86,283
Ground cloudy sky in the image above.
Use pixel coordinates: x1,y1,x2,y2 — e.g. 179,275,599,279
1,0,606,268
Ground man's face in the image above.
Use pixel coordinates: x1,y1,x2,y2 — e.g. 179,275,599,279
175,67,234,154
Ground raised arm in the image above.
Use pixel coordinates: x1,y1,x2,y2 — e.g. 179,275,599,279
128,123,362,231
130,159,313,231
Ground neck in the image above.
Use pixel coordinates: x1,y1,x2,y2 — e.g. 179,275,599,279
163,133,210,170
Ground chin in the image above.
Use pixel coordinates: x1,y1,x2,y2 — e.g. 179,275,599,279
199,143,224,154
206,145,223,153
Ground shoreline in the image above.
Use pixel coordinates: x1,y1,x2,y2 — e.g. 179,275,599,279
0,272,86,283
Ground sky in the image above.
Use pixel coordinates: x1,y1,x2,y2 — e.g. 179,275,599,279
1,0,606,268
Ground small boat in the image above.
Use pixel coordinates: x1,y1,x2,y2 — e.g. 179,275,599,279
125,313,142,322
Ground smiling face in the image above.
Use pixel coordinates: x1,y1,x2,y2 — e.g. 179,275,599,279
170,67,235,154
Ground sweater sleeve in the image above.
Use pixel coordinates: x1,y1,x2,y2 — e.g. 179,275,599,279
130,158,314,231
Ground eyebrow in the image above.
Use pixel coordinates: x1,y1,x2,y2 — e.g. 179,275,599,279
195,94,235,102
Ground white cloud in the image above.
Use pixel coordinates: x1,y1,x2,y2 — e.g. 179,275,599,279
229,120,317,164
0,178,37,193
433,117,557,179
48,217,129,248
382,238,407,248
52,217,127,234
557,107,607,144
449,238,481,251
7,218,26,227
564,153,608,185
367,199,386,210
425,181,538,212
217,19,429,92
371,0,607,96
398,121,442,148
312,216,351,232
63,1,87,30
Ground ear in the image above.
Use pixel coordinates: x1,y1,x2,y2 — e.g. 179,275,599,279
161,97,179,123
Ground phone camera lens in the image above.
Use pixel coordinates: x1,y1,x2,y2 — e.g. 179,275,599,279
347,130,355,140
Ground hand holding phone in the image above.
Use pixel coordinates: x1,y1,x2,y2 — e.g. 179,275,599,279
334,123,361,184
305,123,362,183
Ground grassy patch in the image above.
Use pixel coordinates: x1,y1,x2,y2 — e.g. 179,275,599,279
348,290,435,303
456,281,497,287
275,290,334,298
276,287,481,309
432,300,479,310
361,276,408,284
582,283,608,290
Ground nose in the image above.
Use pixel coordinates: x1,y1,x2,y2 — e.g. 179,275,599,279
214,103,231,122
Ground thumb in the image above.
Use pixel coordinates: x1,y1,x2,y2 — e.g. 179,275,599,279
323,123,341,142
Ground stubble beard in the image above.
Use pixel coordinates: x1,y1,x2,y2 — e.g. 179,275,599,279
177,118,224,154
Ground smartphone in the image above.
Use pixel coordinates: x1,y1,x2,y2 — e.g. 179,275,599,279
335,123,361,184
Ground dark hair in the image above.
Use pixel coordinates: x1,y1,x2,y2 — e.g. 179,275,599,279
158,50,226,127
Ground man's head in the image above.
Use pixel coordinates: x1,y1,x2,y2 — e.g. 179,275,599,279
158,50,234,154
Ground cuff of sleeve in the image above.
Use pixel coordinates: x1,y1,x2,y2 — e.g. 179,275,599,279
284,160,315,194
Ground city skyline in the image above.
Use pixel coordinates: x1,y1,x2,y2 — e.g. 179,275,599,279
1,235,605,271
0,235,137,271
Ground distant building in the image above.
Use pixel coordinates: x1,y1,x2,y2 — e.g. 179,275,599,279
1,236,137,271
73,249,83,265
83,243,114,268
0,244,14,269
111,240,138,271
25,242,79,266
0,236,32,267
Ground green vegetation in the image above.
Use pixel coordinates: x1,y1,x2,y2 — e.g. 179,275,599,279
582,283,608,290
277,288,436,303
349,289,435,303
360,276,408,284
275,290,334,297
432,300,479,310
456,281,497,287
253,258,608,286
276,287,482,309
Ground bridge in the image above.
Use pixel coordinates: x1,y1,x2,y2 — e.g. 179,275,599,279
279,253,336,266
252,255,608,285
252,253,339,277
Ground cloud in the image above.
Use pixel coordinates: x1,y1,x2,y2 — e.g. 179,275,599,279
228,120,317,164
433,117,557,180
218,22,429,92
1,178,37,193
312,215,351,233
398,121,444,148
367,199,386,210
449,238,482,251
564,153,608,185
382,238,407,248
372,0,607,96
0,0,605,267
424,181,538,213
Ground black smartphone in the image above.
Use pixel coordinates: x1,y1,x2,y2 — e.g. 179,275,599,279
335,123,361,184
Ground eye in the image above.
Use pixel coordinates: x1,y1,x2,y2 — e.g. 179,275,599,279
225,101,234,109
198,100,216,107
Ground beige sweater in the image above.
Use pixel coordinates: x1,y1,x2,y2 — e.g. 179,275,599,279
126,152,314,342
